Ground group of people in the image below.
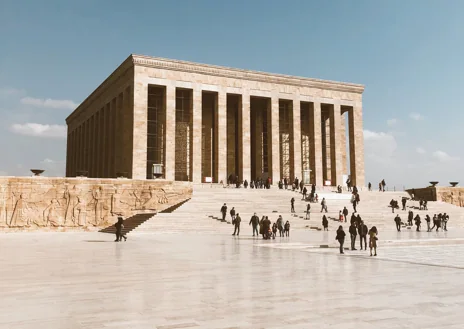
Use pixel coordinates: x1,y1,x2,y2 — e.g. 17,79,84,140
394,211,449,232
222,203,291,239
336,223,378,256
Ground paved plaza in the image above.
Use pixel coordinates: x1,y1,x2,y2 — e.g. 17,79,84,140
1,230,464,329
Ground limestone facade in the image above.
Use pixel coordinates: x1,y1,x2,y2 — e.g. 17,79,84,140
66,54,365,186
0,177,192,231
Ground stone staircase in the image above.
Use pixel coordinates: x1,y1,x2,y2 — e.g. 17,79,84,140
100,213,155,235
133,184,464,234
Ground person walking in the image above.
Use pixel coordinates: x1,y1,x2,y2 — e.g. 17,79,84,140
339,210,344,222
322,215,328,231
343,206,349,223
368,182,372,191
336,226,346,254
249,213,259,236
290,197,295,213
232,213,241,236
430,214,437,231
114,216,127,242
305,203,311,220
220,203,227,221
369,226,378,256
358,221,368,250
381,179,386,192
394,214,402,232
349,223,357,250
351,193,357,212
262,216,271,239
320,198,328,213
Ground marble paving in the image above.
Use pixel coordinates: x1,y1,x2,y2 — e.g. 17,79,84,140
1,231,464,329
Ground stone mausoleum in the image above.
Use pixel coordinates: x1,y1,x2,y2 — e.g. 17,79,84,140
66,54,365,187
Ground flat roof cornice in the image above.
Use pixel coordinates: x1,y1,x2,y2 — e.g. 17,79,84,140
132,54,365,94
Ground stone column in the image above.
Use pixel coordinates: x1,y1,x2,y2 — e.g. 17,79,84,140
349,105,365,187
191,86,202,183
217,90,227,183
132,80,148,179
292,98,302,182
165,85,176,181
329,104,343,186
340,111,347,178
240,92,251,181
310,102,323,186
270,95,280,184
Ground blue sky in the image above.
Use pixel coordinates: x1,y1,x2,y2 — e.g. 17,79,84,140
1,0,463,188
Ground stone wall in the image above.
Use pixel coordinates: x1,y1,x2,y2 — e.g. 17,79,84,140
406,187,464,207
0,177,192,231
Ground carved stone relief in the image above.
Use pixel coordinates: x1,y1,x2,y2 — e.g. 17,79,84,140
0,178,192,231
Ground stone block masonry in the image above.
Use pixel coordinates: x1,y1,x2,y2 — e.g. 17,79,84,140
66,54,365,187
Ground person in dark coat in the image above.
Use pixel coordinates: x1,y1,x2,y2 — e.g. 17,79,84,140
368,182,372,191
336,226,346,254
394,214,402,232
322,215,328,230
230,207,236,222
243,180,248,188
349,223,357,250
262,216,271,239
291,197,295,213
302,186,308,200
232,213,241,236
249,213,260,236
114,216,127,242
272,223,277,239
356,214,362,228
414,214,421,231
305,203,311,220
408,211,414,226
299,181,304,193
350,213,357,226
402,198,407,211
259,216,265,237
358,221,368,250
342,207,349,222
220,203,227,221
284,220,290,237
277,215,284,236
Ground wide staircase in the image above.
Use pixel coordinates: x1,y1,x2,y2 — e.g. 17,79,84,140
133,185,464,234
100,213,155,235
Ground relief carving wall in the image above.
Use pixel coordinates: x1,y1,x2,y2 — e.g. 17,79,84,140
0,177,192,231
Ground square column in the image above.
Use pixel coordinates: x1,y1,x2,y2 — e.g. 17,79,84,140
270,95,280,184
349,105,365,187
340,111,348,178
239,93,251,181
165,85,176,181
292,98,302,182
329,104,343,186
310,102,323,186
191,86,202,183
132,81,148,179
217,90,227,183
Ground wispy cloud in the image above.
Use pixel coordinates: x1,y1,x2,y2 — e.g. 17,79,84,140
409,112,424,121
0,87,24,97
432,150,458,162
10,123,67,138
416,147,426,154
386,118,398,127
20,96,79,110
